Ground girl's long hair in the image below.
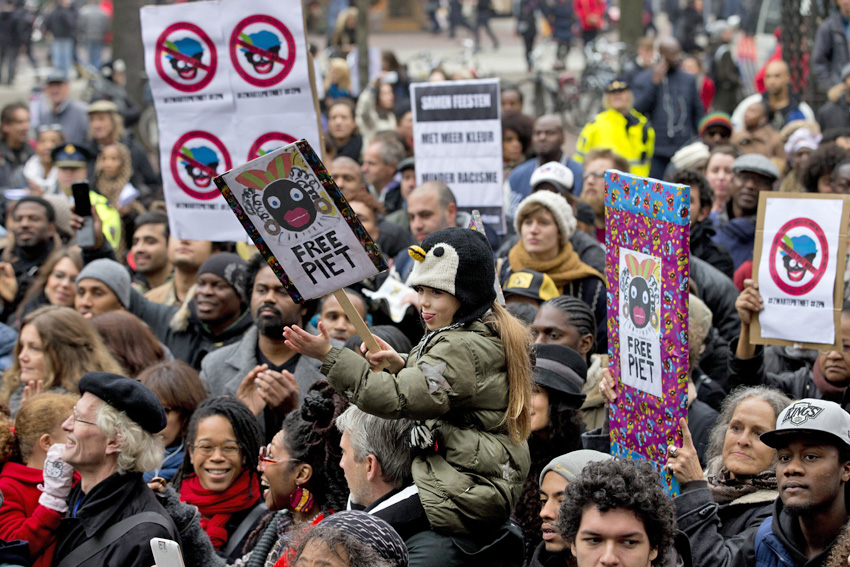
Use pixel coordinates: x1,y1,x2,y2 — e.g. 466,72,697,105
485,302,533,443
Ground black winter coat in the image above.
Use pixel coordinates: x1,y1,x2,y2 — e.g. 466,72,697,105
690,255,741,342
691,219,735,279
54,473,179,567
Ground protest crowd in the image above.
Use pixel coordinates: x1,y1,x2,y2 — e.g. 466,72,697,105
2,1,850,567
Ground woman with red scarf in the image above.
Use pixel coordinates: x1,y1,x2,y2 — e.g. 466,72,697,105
0,393,78,567
176,396,266,562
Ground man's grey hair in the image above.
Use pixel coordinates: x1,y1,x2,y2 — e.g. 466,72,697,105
97,401,165,474
336,406,414,488
371,137,406,167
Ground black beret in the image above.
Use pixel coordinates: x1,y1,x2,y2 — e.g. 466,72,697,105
78,372,167,433
532,344,588,409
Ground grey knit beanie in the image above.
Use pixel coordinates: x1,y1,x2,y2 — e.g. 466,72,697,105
514,190,577,246
75,259,131,308
539,449,613,485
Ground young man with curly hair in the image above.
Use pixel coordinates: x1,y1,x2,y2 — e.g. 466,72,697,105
557,458,678,567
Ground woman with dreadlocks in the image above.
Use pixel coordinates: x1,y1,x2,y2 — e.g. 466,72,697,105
150,382,350,567
531,295,608,430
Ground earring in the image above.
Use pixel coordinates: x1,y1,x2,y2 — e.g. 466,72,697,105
290,486,314,513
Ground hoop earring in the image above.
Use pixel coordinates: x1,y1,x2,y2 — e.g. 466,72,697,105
290,486,314,513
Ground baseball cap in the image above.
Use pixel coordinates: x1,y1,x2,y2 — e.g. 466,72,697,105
397,156,415,174
732,153,780,182
45,69,69,84
531,161,574,194
760,398,850,449
502,270,559,302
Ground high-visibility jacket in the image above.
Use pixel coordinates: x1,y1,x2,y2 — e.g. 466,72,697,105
574,108,655,177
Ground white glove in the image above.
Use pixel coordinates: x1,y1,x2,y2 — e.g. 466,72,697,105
38,443,74,513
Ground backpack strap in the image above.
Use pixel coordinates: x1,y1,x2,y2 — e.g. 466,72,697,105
56,511,173,567
223,502,268,558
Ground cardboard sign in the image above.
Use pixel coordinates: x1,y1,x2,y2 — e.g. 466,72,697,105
141,0,321,241
215,140,387,302
751,192,850,349
411,79,504,231
605,171,690,496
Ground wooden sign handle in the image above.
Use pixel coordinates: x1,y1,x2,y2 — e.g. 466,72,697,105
332,289,381,355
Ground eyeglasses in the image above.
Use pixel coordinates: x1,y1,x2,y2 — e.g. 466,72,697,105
72,406,97,426
818,344,850,356
193,443,241,456
36,123,63,134
259,444,297,465
582,170,606,181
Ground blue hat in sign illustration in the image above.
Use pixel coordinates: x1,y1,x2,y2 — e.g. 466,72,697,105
167,37,204,80
180,145,219,188
780,234,818,282
240,30,281,74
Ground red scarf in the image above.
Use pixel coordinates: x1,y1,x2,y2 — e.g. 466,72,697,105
180,470,260,550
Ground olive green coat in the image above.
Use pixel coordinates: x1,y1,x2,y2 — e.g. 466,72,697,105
322,321,530,535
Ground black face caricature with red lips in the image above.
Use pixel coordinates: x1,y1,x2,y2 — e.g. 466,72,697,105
262,179,317,232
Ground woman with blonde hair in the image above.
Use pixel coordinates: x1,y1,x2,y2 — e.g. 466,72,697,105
328,7,358,57
0,392,78,567
324,58,352,107
1,305,124,412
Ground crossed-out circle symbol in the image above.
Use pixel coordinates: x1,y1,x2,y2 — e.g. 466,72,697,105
768,217,829,296
170,130,232,200
155,22,217,93
248,132,297,161
229,14,296,88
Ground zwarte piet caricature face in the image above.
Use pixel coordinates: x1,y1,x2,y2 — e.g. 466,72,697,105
628,276,652,329
263,179,317,232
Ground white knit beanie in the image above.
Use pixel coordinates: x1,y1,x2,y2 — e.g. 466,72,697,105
513,190,577,246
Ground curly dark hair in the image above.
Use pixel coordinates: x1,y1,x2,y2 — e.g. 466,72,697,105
514,394,584,561
502,111,535,157
557,458,677,567
280,380,350,513
800,142,850,192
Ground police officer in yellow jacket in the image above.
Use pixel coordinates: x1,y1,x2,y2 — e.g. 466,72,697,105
574,79,655,177
52,143,123,251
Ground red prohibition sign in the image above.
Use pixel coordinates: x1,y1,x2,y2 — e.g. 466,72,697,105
768,217,829,296
229,14,296,88
248,132,296,161
155,22,217,93
170,130,232,201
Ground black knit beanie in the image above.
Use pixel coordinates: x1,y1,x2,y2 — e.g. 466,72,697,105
197,252,249,303
407,227,496,326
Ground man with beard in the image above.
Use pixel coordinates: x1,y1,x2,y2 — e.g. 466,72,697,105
711,154,779,270
731,398,850,567
200,254,323,443
0,197,59,321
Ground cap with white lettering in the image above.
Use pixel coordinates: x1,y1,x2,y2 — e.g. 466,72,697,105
760,398,850,449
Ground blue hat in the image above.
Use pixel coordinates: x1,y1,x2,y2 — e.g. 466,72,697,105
51,143,94,168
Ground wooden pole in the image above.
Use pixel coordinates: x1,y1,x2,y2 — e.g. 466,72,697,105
332,289,381,355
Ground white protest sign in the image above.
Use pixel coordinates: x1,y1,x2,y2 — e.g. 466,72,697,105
215,140,387,302
756,196,844,345
141,2,233,113
141,0,321,241
618,247,663,398
156,114,245,240
411,79,504,230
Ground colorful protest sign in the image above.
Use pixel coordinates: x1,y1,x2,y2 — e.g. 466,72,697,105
605,171,690,496
215,140,387,302
411,79,504,231
141,0,321,241
751,193,850,349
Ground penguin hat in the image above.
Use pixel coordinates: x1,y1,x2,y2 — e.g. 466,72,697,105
407,227,497,326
